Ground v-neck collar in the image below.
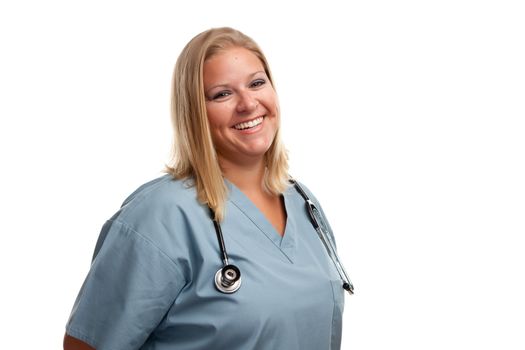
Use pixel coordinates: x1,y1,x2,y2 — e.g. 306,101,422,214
225,180,297,262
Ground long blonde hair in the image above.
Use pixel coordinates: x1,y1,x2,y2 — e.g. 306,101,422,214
165,27,289,221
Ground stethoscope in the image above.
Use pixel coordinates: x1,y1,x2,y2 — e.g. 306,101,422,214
210,179,354,295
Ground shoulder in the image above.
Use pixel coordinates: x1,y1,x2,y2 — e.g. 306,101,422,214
92,174,207,266
288,179,322,206
107,174,205,237
124,173,195,205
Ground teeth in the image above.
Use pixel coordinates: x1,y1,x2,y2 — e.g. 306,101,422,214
233,117,264,130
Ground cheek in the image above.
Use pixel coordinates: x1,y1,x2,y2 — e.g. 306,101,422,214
206,106,228,128
264,91,279,115
265,101,280,125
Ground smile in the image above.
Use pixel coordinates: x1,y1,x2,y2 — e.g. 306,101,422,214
232,116,264,130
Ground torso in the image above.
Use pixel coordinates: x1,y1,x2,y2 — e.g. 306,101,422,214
66,175,344,350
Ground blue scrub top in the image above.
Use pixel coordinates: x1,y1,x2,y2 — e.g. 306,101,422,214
66,175,345,350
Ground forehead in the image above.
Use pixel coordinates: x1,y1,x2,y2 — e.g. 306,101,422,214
203,47,265,84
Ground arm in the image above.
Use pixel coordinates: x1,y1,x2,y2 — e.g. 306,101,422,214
65,221,185,349
63,334,95,350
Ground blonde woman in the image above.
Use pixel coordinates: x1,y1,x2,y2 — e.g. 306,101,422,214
64,27,351,350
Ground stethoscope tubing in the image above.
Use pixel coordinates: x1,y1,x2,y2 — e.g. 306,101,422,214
211,178,355,295
210,208,230,266
314,225,354,294
294,181,354,295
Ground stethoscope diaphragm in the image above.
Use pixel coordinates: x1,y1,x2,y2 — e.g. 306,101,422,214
214,264,242,293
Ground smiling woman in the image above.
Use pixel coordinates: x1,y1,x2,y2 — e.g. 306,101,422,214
63,27,350,350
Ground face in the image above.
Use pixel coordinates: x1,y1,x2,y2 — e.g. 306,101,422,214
203,47,279,167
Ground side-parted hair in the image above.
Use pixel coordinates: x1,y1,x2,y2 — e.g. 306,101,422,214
164,27,289,221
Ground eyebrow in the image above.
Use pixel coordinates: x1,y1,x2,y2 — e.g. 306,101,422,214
205,70,266,93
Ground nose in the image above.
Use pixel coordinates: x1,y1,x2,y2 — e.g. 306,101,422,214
235,91,258,114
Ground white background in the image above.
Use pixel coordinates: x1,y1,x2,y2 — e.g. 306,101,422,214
1,0,524,349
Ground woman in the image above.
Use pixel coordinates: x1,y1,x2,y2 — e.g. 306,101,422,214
64,27,352,350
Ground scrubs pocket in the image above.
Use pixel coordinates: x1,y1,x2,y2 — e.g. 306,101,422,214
329,280,345,350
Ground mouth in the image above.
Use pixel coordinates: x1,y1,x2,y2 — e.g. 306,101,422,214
232,116,265,131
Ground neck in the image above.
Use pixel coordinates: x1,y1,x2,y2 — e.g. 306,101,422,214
219,155,266,193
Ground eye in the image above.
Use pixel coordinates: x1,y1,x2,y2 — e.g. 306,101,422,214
211,91,231,100
250,79,266,88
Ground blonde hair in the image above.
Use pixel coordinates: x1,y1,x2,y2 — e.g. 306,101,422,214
164,27,289,221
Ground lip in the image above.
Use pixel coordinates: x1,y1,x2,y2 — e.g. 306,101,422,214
230,115,266,129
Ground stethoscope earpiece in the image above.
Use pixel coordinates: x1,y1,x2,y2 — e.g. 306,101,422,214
343,282,354,295
215,264,242,293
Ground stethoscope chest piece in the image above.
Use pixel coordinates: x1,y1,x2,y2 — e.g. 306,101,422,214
215,264,242,294
209,179,354,295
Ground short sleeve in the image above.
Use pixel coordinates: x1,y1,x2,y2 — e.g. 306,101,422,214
66,219,185,350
